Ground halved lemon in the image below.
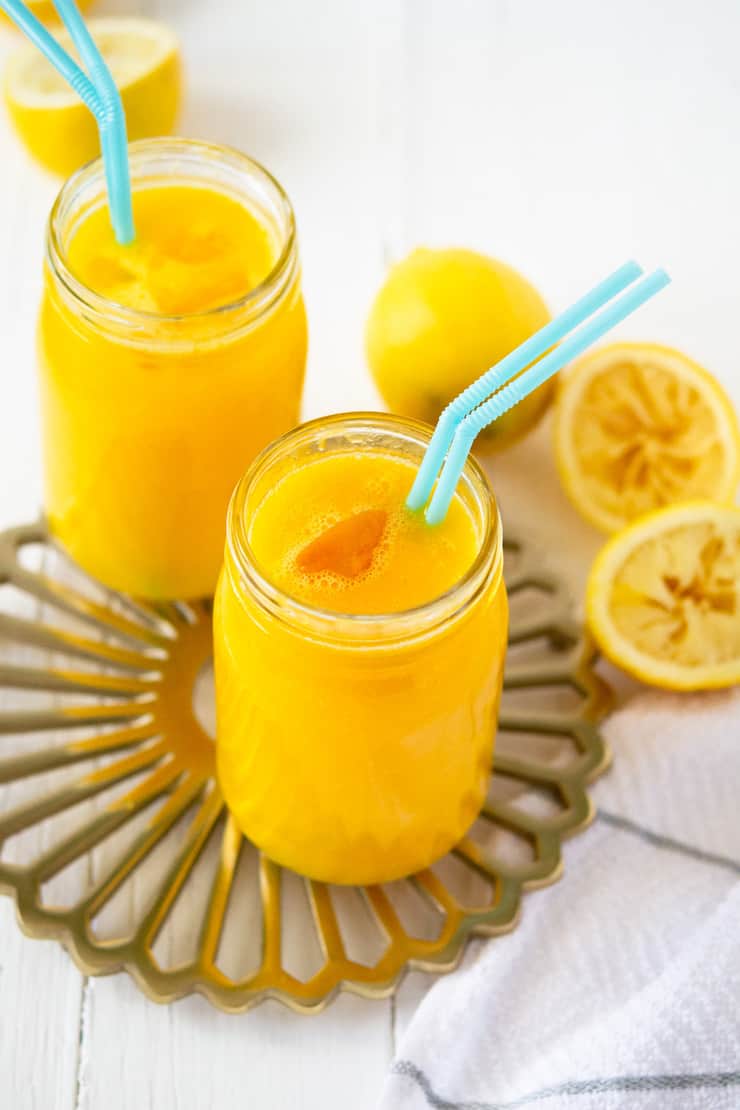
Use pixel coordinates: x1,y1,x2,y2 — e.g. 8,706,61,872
1,0,95,26
4,17,181,176
587,502,740,690
554,343,740,532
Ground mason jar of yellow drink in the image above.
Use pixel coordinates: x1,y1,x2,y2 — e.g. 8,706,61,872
39,138,307,599
214,414,508,885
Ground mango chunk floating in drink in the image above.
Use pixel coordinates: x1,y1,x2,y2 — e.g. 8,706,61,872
295,508,388,579
214,415,508,885
250,450,481,614
39,139,307,599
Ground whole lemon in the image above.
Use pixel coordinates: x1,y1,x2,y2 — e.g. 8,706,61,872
366,247,553,450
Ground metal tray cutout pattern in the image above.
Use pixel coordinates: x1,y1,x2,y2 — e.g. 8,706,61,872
0,521,611,1012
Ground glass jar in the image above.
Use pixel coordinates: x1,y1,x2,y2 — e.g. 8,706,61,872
39,138,307,599
214,414,508,885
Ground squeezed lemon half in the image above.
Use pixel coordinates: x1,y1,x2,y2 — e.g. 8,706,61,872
587,501,740,690
555,343,739,532
4,17,181,176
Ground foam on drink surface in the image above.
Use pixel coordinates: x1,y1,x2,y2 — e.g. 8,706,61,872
248,452,480,615
67,185,275,315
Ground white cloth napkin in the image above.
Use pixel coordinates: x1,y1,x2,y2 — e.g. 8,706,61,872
380,687,740,1110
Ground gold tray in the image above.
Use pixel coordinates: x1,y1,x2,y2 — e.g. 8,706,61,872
0,520,611,1013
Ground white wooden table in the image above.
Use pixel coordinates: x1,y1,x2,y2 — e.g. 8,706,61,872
1,2,739,1107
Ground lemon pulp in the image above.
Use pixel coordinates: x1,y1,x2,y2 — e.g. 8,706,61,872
587,503,740,690
556,343,740,531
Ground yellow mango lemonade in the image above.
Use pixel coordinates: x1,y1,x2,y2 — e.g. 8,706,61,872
214,415,508,885
39,139,307,598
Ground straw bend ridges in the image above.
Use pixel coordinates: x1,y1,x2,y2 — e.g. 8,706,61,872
53,0,135,243
68,67,101,115
412,262,670,525
0,0,135,244
405,260,645,514
470,376,529,433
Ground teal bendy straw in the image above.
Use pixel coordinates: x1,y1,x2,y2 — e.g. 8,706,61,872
405,260,644,511
0,0,134,244
53,0,134,244
420,266,670,526
0,0,100,109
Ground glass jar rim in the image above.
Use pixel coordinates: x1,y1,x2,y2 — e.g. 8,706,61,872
225,412,503,645
45,137,298,330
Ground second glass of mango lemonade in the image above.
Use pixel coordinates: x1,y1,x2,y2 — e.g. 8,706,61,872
39,138,307,599
214,414,508,885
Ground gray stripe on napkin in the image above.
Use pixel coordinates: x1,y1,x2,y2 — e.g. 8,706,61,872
596,811,740,876
391,1060,740,1110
